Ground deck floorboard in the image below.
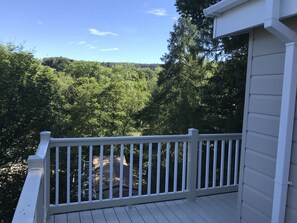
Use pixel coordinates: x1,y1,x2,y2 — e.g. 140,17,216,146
124,205,145,223
91,209,106,223
50,192,238,223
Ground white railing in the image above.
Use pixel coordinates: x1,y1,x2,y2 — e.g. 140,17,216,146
196,134,242,196
13,129,241,222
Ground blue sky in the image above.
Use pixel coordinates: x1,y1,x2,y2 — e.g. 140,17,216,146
0,0,179,63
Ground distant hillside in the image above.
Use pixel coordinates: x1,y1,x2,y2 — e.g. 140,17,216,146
42,57,162,71
101,62,161,70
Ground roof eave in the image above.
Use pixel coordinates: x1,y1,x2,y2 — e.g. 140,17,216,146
203,0,249,17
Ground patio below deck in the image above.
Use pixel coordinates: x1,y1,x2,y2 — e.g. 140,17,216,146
51,192,238,223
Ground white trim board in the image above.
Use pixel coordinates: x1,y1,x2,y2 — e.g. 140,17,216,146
211,0,297,38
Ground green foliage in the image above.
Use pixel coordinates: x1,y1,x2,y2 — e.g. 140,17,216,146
0,43,160,222
175,0,248,59
201,59,246,133
174,0,248,132
0,44,60,222
42,56,73,71
53,63,156,137
139,17,213,134
139,1,248,135
0,44,59,163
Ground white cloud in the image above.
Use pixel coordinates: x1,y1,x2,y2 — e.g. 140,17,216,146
89,28,118,36
78,41,86,45
99,48,119,52
147,9,167,16
86,44,96,49
172,17,178,20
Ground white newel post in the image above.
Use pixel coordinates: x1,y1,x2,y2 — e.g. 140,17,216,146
28,155,44,223
187,128,199,201
39,131,51,223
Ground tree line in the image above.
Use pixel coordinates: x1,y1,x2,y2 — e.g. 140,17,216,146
0,0,248,221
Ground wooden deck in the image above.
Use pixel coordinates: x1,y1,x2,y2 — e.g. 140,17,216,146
50,192,238,223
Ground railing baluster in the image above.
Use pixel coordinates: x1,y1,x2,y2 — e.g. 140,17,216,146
182,141,187,192
220,141,225,187
88,145,93,201
205,141,210,189
78,146,82,203
148,143,152,195
109,144,114,199
99,145,103,200
129,144,134,198
156,142,161,194
67,146,70,204
174,142,178,192
120,144,124,198
197,141,202,189
234,140,240,185
138,144,143,196
165,142,170,194
227,140,232,186
212,141,218,188
55,146,59,205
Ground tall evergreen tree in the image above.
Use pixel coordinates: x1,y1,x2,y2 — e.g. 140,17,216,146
140,16,211,134
174,0,248,133
140,1,248,134
175,0,248,60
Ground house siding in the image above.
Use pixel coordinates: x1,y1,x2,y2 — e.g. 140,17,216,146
239,27,283,222
287,101,297,221
239,17,297,222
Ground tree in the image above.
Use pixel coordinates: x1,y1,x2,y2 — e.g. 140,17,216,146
64,60,112,80
175,0,248,60
175,0,248,133
54,62,157,137
140,0,248,135
201,59,246,133
42,56,73,71
0,43,61,222
139,16,211,134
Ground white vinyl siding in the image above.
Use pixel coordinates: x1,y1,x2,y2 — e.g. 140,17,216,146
287,102,297,221
240,17,297,222
239,26,285,222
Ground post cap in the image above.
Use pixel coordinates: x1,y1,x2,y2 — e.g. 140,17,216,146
40,131,51,141
188,128,199,134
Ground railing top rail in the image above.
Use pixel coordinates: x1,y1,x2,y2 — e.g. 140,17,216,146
49,132,242,147
199,133,242,141
49,134,191,147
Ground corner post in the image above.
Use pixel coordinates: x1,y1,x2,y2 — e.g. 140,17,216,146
28,155,44,223
40,131,51,223
187,128,199,201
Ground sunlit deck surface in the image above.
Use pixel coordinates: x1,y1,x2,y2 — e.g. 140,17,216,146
50,192,237,223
